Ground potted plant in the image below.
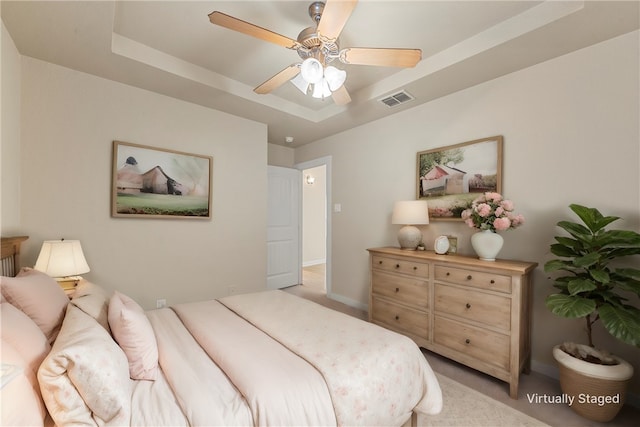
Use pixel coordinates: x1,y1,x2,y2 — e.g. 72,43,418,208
545,204,640,422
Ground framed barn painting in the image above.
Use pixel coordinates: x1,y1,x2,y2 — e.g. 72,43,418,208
416,136,503,220
112,141,213,219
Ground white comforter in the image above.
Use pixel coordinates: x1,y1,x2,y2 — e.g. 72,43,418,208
142,290,442,426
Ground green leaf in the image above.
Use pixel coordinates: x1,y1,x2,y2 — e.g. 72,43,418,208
599,304,640,347
544,259,572,273
557,221,592,241
589,268,610,284
573,252,600,268
570,204,620,233
616,268,640,279
549,242,580,258
545,294,596,318
567,278,596,295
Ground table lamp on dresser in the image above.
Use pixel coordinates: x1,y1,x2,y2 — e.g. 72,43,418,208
34,239,90,292
391,200,429,250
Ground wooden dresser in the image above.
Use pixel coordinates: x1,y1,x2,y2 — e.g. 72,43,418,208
367,247,537,398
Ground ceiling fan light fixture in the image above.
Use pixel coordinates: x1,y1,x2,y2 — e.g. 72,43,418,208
300,58,324,84
311,78,332,99
291,73,310,94
324,65,346,91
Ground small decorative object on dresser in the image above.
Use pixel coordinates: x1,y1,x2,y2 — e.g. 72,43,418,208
391,200,430,250
461,192,525,260
367,247,537,398
433,236,450,255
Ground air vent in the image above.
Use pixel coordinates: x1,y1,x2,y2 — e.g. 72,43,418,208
379,90,414,108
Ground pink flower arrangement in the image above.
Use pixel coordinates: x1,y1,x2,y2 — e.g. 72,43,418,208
461,192,524,232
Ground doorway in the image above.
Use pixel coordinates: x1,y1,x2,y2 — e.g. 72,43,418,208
297,157,331,296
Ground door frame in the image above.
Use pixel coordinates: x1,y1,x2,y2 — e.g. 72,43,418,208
295,156,332,296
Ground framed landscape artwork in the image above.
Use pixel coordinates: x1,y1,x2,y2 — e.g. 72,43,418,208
416,136,503,220
112,141,213,219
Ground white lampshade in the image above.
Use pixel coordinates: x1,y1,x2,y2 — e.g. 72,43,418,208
291,73,310,94
391,200,430,225
391,201,429,250
324,65,346,91
34,239,90,278
311,78,332,99
300,58,324,84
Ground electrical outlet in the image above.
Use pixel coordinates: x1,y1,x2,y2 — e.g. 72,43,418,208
227,286,237,295
156,299,167,309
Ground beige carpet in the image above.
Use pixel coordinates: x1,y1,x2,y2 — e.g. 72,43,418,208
420,373,549,427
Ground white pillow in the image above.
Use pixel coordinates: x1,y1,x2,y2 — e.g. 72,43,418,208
38,305,132,425
108,291,159,380
1,268,69,343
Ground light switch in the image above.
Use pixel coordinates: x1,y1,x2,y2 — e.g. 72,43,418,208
334,203,342,213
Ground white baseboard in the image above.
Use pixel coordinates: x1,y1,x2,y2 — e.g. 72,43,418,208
531,360,640,409
326,292,368,312
302,259,325,267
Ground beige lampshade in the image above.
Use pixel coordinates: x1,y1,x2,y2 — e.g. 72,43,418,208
34,240,90,278
391,200,430,225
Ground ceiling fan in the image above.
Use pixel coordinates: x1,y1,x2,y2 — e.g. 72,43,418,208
208,0,422,105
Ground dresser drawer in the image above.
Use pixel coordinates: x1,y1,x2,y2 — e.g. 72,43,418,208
371,297,429,340
372,255,429,277
372,270,429,308
434,316,510,370
434,283,511,330
435,265,511,293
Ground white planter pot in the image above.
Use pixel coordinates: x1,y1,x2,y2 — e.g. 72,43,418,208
470,230,503,261
553,344,634,422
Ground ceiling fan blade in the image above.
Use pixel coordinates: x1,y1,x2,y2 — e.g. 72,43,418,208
340,48,422,68
316,0,358,41
254,64,301,94
209,11,299,49
331,85,351,105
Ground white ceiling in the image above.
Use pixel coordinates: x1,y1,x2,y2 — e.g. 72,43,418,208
2,1,638,147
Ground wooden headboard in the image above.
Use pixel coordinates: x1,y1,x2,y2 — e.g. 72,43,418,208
1,236,29,277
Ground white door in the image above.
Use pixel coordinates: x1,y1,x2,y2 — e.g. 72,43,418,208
267,166,301,289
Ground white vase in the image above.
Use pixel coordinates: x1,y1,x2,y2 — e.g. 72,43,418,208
471,230,504,261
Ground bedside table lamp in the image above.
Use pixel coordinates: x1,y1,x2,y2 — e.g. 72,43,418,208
392,200,429,250
34,239,90,292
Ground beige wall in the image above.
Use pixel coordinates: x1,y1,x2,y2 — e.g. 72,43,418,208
302,165,326,265
295,31,640,393
1,21,22,234
16,57,268,310
267,143,295,167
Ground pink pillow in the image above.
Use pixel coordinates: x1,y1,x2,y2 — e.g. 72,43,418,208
1,268,69,343
108,291,158,380
0,301,50,374
70,279,111,333
1,341,48,426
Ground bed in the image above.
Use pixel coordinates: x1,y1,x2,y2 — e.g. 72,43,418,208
1,236,442,426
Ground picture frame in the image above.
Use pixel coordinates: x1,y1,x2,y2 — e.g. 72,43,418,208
416,136,503,220
112,141,213,219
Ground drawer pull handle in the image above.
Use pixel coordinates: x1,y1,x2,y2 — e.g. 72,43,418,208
395,264,400,269
465,339,471,344
395,287,400,293
490,279,495,284
466,275,472,280
395,315,400,321
465,303,471,309
413,266,417,270
446,272,450,276
379,260,383,264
